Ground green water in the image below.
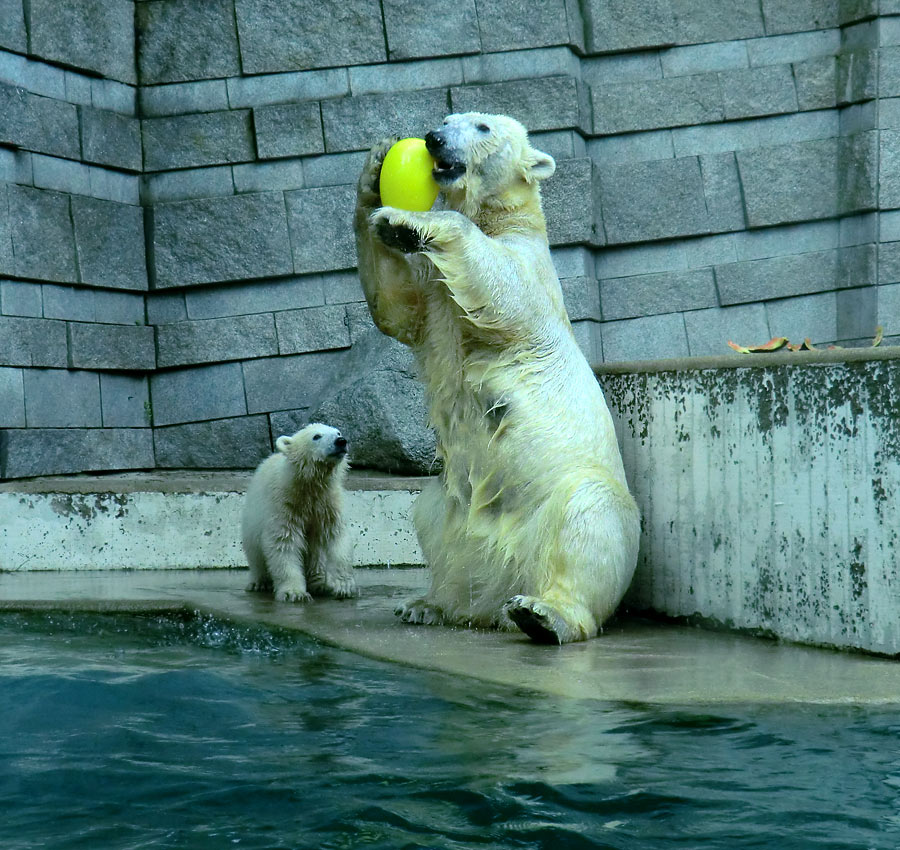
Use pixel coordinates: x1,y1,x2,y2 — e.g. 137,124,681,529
0,611,897,849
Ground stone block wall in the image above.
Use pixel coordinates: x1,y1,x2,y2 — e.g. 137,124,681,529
1,0,899,478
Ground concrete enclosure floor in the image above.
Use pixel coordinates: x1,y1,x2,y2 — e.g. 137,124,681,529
2,568,899,705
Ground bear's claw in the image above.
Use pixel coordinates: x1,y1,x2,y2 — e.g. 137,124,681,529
375,219,426,254
275,586,313,603
505,595,570,645
395,599,443,625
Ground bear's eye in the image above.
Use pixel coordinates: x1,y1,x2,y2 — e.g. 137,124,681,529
312,434,322,441
476,123,490,133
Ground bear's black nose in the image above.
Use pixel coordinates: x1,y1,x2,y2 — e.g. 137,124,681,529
334,436,348,451
424,131,445,154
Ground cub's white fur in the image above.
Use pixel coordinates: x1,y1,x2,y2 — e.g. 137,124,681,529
354,113,640,643
242,423,356,603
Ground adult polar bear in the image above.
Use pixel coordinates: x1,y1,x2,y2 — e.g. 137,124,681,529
355,113,640,644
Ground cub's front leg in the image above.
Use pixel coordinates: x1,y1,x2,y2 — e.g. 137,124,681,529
369,207,474,255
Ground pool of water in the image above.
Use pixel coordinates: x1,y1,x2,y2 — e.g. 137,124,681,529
1,611,898,850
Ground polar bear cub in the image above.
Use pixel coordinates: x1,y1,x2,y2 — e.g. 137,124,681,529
242,423,357,603
355,113,641,643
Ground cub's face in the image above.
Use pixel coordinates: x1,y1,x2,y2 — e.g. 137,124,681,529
424,112,555,204
276,423,349,467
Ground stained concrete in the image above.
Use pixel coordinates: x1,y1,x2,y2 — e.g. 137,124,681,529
2,567,899,705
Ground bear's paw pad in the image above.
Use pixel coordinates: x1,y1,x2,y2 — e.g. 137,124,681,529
375,218,425,254
505,596,568,645
394,598,442,625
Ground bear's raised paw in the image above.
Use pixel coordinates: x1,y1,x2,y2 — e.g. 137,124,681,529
505,596,576,645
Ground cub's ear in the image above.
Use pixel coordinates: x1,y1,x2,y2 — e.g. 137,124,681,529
275,436,292,453
525,148,556,183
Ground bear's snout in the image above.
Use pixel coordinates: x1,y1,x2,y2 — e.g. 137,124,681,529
333,436,348,455
424,130,445,155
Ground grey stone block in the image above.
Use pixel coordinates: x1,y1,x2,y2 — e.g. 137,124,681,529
151,192,293,288
0,147,32,185
837,49,877,105
700,153,745,233
737,138,840,228
586,131,674,166
254,102,324,160
841,130,877,214
0,82,80,161
232,161,304,194
350,58,463,96
323,271,364,305
601,269,717,321
7,185,77,283
321,89,448,154
243,350,349,414
0,427,154,478
760,0,839,35
94,291,145,325
747,30,839,68
570,319,601,363
275,304,350,354
285,185,357,274
560,277,601,321
268,409,310,442
593,74,722,136
41,284,95,322
226,67,349,109
880,130,900,211
0,366,24,426
66,322,156,371
141,167,235,204
88,167,141,205
552,246,594,279
156,314,278,368
0,280,42,317
464,46,581,85
0,0,26,53
582,0,675,53
836,279,876,345
474,0,571,52
683,303,770,357
27,0,136,84
23,368,101,427
598,157,711,244
79,107,142,173
878,284,900,331
184,276,325,320
311,329,435,474
715,248,850,305
530,130,586,162
154,415,272,469
89,78,137,116
383,0,478,60
793,56,837,111
146,292,187,325
234,0,385,75
764,292,837,345
143,111,254,172
72,197,148,291
669,0,764,44
880,47,900,99
879,242,900,286
301,152,366,189
140,80,230,118
451,76,585,133
660,41,749,78
840,0,877,24
150,362,247,426
0,317,66,366
541,158,597,246
345,301,377,342
599,312,689,363
100,373,151,428
31,154,91,196
136,0,240,85
720,66,798,121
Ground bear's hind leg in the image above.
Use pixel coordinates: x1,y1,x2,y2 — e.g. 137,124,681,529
504,594,596,645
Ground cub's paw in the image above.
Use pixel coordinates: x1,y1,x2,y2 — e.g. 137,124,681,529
275,584,313,604
325,574,359,599
394,598,443,625
505,595,571,645
358,136,400,205
245,578,273,593
371,208,428,254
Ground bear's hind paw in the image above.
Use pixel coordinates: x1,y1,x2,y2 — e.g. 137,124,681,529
245,578,273,593
505,596,579,645
394,598,443,625
275,585,313,604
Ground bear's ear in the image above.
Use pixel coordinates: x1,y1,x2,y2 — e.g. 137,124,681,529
275,435,292,454
525,148,556,183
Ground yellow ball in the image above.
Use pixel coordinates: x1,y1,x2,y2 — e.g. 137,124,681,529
379,138,440,212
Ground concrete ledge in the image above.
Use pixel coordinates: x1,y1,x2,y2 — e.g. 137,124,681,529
3,568,900,705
